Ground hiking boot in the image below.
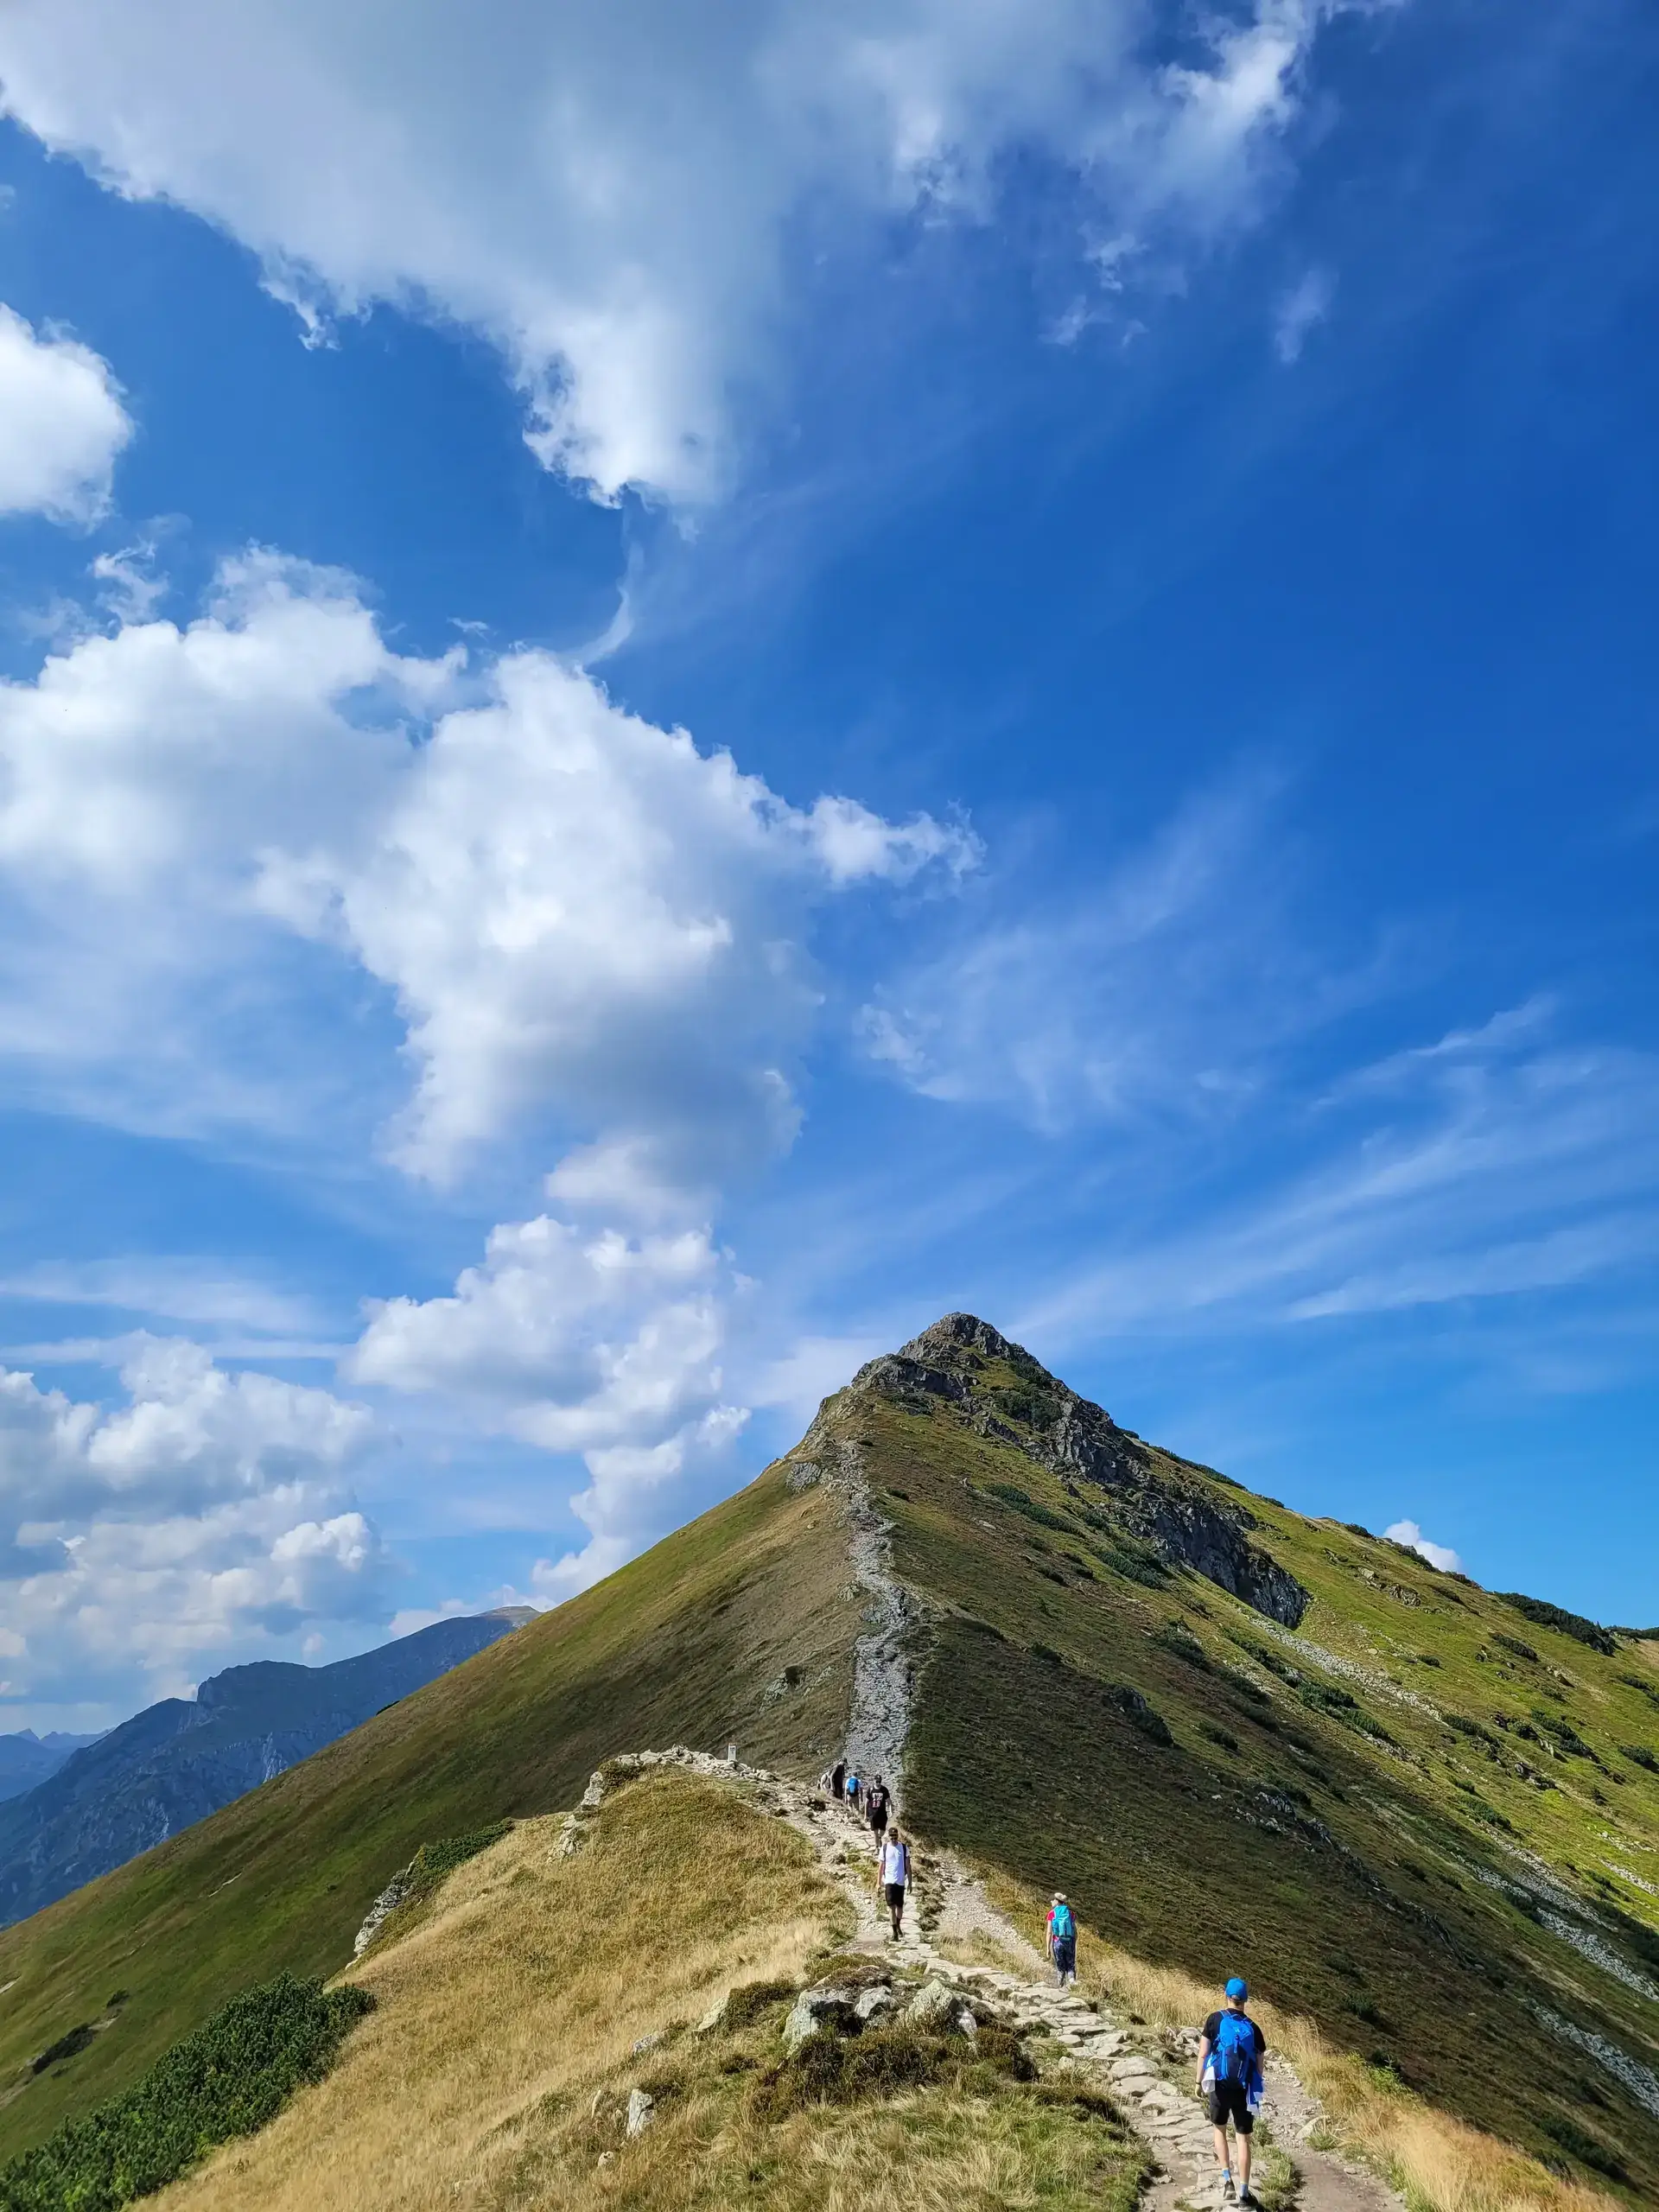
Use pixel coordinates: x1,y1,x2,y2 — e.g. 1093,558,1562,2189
1220,2177,1237,2204
1238,2190,1260,2209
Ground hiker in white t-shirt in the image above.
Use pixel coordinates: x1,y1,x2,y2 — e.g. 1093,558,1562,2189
877,1827,910,1939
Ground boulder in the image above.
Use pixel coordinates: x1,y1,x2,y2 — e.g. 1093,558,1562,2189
783,1984,858,2052
854,1985,895,2023
626,2087,655,2139
904,1978,958,2029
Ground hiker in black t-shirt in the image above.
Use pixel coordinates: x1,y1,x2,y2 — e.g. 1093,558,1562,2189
866,1778,890,1840
830,1759,847,1802
1196,1976,1267,2207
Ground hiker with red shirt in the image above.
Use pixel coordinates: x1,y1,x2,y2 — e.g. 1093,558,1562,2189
1197,1976,1268,2207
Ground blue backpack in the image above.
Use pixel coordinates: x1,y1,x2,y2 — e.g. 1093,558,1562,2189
1051,1902,1075,1942
1213,2012,1260,2088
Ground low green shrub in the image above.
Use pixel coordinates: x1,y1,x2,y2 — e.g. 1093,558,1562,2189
721,1979,799,2030
983,1483,1077,1535
29,2027,96,2077
1103,1684,1173,1746
1152,1622,1211,1671
0,1974,373,2211
752,2022,1034,2120
1497,1594,1614,1656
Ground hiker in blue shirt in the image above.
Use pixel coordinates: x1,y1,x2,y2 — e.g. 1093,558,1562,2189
1046,1892,1077,1987
1196,1976,1268,2207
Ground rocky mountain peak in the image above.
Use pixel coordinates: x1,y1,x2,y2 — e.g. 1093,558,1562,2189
838,1311,1308,1629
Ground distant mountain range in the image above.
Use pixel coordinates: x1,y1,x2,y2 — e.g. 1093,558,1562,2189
0,1732,104,1804
0,1608,534,1928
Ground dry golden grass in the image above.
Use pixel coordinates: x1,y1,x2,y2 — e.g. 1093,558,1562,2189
150,1771,846,2212
148,1770,1149,2212
975,1865,1624,2212
532,2087,1144,2212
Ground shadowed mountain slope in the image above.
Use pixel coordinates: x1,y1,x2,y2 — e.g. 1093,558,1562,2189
0,1735,101,1807
0,1609,537,1929
1,1316,1655,2201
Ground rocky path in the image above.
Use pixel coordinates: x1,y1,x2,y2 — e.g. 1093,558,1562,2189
586,1751,1403,2212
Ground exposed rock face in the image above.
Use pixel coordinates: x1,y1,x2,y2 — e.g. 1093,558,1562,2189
849,1313,1310,1629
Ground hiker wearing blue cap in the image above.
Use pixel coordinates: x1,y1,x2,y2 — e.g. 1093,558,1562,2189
1196,1975,1268,2206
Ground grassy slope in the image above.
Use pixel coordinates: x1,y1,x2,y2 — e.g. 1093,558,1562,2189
152,1769,1149,2212
0,1470,857,2162
803,1364,1659,2196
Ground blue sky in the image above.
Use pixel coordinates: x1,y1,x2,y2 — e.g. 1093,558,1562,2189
0,0,1654,1730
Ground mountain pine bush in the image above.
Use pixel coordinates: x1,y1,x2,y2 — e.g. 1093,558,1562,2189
0,1974,373,2210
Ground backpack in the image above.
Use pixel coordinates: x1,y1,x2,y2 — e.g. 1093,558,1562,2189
1051,1902,1075,1943
1213,2012,1259,2088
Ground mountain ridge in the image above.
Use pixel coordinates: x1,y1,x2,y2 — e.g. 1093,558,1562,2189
0,1314,1654,2202
0,1608,534,1929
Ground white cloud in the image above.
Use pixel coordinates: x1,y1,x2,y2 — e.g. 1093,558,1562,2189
0,0,1351,502
1272,263,1333,361
0,1338,389,1709
0,302,131,520
350,1212,747,1594
1384,1518,1464,1574
90,537,169,622
268,644,975,1179
0,553,968,1178
0,553,975,1620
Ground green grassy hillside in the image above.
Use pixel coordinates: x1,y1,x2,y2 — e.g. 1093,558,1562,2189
797,1321,1659,2196
3,1312,1655,2205
0,1471,859,2160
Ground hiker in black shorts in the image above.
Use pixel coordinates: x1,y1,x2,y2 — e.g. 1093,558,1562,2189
867,1777,890,1841
1196,1976,1267,2207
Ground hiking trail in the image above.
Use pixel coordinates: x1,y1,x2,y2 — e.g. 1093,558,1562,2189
577,1751,1407,2212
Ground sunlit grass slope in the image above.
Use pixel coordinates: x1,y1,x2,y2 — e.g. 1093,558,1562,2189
0,1471,859,2161
970,1861,1622,2212
151,1770,1150,2212
802,1351,1659,2197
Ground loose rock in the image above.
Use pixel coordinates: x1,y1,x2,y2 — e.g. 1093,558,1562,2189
626,2087,655,2139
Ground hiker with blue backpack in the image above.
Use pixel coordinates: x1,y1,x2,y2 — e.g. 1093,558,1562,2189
1046,1892,1077,1986
1197,1976,1268,2207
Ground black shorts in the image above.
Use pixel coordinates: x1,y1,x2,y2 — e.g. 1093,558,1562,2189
1207,2082,1255,2133
885,1883,906,1909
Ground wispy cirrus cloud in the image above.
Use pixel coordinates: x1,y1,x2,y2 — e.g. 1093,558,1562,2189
1016,1008,1659,1345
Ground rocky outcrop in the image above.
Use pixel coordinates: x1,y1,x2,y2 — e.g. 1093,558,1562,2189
850,1313,1310,1629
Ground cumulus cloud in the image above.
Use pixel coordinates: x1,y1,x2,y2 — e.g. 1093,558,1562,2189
0,0,1350,501
0,552,968,1177
0,553,974,1610
1384,1519,1464,1574
0,1338,389,1713
350,1213,747,1593
0,302,131,519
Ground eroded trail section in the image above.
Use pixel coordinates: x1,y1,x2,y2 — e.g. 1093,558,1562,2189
785,1428,919,1793
575,1750,1405,2212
